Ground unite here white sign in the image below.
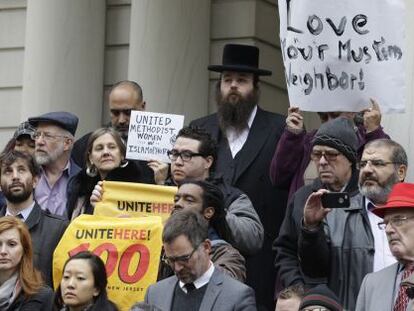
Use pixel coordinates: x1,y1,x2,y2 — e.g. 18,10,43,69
278,0,406,113
126,111,184,163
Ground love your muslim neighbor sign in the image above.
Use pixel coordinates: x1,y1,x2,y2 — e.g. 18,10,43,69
278,0,406,113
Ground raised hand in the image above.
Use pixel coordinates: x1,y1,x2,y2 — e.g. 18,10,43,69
362,98,381,133
147,159,169,185
286,106,304,134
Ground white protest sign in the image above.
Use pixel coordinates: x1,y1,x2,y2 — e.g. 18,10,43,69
126,111,184,162
278,0,405,113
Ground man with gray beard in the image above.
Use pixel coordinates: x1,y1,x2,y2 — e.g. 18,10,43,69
298,138,407,309
28,111,81,216
358,138,408,271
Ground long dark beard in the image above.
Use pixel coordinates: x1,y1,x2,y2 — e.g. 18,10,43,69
216,88,259,134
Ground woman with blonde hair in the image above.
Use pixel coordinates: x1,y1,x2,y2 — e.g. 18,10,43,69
0,216,53,310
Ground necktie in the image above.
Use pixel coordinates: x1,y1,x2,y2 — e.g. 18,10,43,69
184,283,196,293
394,266,414,311
15,214,23,220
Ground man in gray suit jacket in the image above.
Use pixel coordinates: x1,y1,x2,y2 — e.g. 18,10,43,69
356,183,414,311
145,209,257,311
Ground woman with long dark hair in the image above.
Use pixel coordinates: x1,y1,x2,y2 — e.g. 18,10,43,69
54,251,118,311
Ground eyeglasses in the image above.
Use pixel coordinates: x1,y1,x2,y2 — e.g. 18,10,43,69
357,160,399,170
377,216,414,230
301,308,329,311
310,150,341,162
167,150,204,162
162,244,200,266
110,109,132,117
33,131,68,141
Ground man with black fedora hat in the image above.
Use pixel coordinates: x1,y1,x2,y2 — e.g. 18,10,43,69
190,43,287,310
28,111,81,216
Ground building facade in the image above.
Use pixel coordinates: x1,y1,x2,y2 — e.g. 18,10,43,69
0,0,413,179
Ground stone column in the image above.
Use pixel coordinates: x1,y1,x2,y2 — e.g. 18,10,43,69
382,0,414,181
128,0,211,123
21,0,106,137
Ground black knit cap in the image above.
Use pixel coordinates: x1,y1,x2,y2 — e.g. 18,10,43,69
312,117,358,164
299,285,343,311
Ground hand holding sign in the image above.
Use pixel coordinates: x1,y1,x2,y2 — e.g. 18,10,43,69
90,180,104,208
147,159,169,185
362,98,382,133
286,107,304,134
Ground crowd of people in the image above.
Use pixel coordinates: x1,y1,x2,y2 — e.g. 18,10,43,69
0,42,413,311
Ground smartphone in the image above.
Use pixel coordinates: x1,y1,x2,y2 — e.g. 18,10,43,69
321,192,350,208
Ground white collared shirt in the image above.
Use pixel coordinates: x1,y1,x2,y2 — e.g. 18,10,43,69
225,105,257,158
6,201,35,221
366,198,396,271
179,261,215,293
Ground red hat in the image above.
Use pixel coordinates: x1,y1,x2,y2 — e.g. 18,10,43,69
372,183,414,218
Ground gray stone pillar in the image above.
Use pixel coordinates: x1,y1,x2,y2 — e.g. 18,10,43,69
21,0,106,137
382,0,414,181
128,0,211,123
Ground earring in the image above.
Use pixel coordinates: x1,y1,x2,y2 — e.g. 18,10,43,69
120,159,129,168
86,164,98,177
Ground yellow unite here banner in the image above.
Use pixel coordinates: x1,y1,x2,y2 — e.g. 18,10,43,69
94,181,177,222
53,215,163,311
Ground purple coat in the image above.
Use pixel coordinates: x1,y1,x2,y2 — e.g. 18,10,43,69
269,125,390,200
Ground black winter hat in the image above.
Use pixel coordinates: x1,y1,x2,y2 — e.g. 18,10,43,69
312,117,358,164
299,285,343,311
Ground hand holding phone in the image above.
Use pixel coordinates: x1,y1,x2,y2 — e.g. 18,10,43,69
321,192,350,209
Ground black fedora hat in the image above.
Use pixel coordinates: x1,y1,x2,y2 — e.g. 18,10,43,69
208,44,272,76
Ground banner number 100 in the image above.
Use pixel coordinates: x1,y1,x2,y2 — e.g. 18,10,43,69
68,242,150,284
